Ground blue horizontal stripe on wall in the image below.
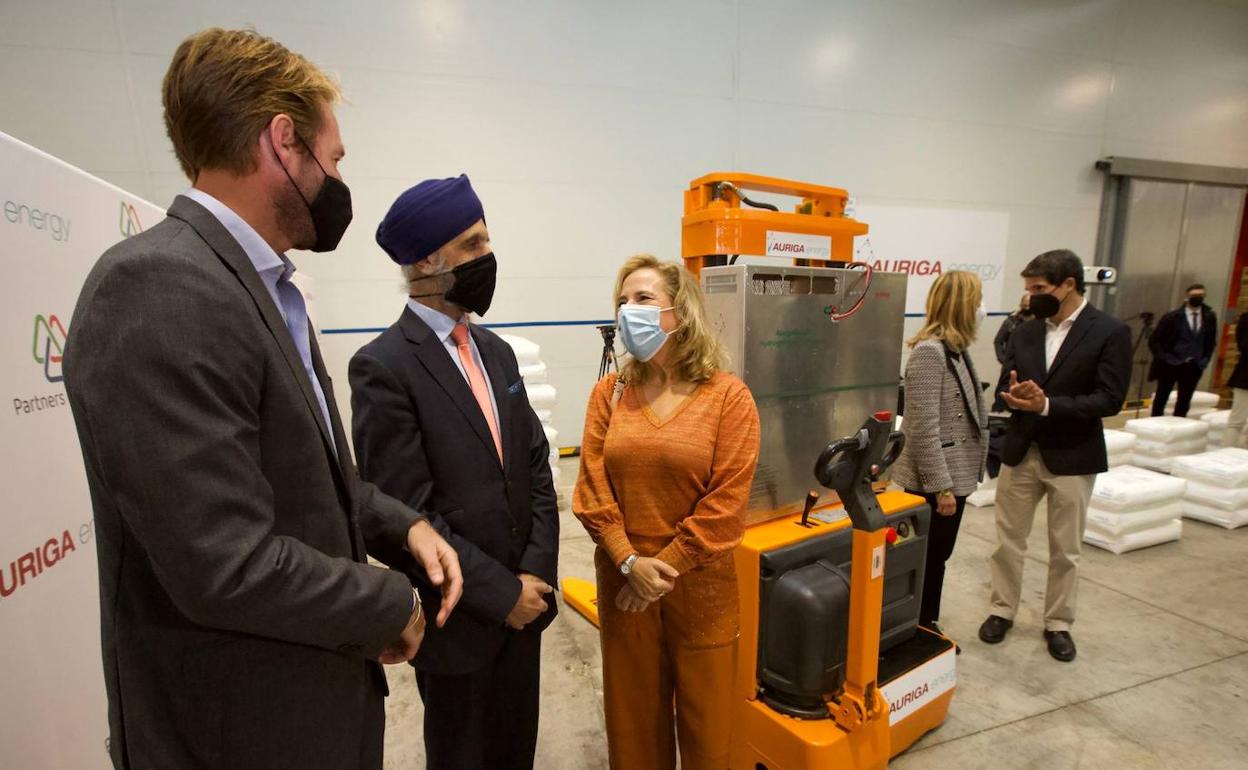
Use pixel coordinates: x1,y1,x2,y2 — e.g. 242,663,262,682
319,312,1015,335
321,319,616,335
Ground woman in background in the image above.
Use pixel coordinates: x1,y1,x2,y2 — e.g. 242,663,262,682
573,253,760,770
994,292,1032,365
892,270,990,640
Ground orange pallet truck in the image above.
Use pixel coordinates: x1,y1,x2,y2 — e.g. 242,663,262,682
563,413,955,768
563,172,956,768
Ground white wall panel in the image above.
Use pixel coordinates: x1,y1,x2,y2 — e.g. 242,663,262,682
739,4,1115,135
3,0,1248,447
0,48,142,175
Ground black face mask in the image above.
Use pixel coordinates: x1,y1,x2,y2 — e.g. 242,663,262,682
411,253,498,316
1029,291,1062,320
1188,296,1205,308
276,135,353,252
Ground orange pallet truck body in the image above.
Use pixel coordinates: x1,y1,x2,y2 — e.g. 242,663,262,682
563,174,956,769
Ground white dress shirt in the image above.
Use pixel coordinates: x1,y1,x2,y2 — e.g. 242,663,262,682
1040,297,1088,416
406,298,501,430
1190,308,1201,333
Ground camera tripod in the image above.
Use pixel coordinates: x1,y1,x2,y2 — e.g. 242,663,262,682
1127,311,1156,418
597,324,618,380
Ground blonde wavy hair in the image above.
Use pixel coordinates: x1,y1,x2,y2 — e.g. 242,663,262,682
907,270,983,352
613,254,725,385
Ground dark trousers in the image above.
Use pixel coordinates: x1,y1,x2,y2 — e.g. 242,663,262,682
414,628,542,770
1152,362,1203,417
906,490,967,626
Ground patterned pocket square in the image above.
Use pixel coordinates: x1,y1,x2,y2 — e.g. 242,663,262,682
507,380,524,395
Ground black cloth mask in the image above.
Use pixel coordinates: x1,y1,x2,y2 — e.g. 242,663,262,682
1187,296,1205,308
1029,291,1062,319
411,253,498,316
276,135,353,252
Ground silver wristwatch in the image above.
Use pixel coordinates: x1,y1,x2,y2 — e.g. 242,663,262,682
620,553,639,576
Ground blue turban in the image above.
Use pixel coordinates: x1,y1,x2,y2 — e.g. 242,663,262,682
376,174,484,265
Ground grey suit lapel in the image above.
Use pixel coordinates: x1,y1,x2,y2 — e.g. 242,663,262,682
167,195,341,463
398,308,503,470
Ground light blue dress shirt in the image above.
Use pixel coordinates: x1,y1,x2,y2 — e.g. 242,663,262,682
183,188,336,451
406,298,501,431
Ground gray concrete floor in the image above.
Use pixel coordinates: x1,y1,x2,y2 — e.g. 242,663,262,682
383,456,1248,769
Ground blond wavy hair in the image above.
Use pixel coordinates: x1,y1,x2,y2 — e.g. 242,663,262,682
908,270,983,352
613,254,725,385
163,28,341,180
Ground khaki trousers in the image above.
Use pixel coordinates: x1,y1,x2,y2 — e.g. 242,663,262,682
596,544,738,770
990,446,1096,632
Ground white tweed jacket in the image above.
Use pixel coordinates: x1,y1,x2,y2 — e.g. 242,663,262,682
892,338,990,496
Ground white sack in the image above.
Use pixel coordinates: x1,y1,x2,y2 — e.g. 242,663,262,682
1086,501,1184,538
1170,450,1248,488
1090,466,1187,512
500,334,542,366
1103,429,1137,455
1083,518,1182,554
1124,416,1209,443
1181,500,1248,529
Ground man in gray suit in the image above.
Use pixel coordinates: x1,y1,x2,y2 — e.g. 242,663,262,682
63,29,463,770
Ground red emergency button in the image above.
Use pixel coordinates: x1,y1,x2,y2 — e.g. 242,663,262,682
874,410,893,422
885,527,898,545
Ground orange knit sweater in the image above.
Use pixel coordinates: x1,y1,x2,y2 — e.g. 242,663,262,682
572,371,761,574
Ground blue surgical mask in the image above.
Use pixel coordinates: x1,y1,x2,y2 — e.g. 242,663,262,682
617,304,674,362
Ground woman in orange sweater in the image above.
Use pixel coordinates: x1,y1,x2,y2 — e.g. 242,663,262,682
573,254,760,770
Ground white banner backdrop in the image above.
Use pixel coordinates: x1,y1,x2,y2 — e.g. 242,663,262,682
1,131,165,769
851,204,1011,314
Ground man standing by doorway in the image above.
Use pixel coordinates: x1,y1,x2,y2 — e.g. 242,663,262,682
1149,284,1218,417
979,249,1132,663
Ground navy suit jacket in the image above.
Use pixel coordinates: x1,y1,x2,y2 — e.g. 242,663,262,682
349,307,559,675
998,303,1133,476
1148,304,1218,377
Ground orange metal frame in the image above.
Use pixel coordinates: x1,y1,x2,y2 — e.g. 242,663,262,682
562,492,952,768
681,171,868,276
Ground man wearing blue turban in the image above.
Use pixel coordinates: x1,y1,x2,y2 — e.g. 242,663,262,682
348,175,560,770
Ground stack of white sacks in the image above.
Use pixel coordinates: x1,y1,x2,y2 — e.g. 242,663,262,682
1084,465,1186,554
1124,416,1209,473
1200,410,1239,449
1158,390,1220,419
965,428,1136,509
501,335,561,485
1104,429,1136,468
1171,447,1248,529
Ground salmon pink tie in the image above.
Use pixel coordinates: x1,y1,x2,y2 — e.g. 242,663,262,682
452,322,502,462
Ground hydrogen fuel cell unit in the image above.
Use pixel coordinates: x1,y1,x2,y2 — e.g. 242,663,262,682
563,173,957,769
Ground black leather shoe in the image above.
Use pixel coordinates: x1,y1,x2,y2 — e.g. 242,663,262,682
978,615,1013,644
1044,630,1077,662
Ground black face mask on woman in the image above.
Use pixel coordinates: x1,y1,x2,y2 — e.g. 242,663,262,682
275,135,353,252
411,252,498,316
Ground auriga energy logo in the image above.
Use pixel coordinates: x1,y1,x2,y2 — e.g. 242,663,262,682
32,314,68,383
120,200,143,238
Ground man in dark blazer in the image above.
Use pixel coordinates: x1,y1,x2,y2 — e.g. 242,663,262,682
350,176,560,770
62,29,462,770
1148,283,1218,417
978,249,1132,662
